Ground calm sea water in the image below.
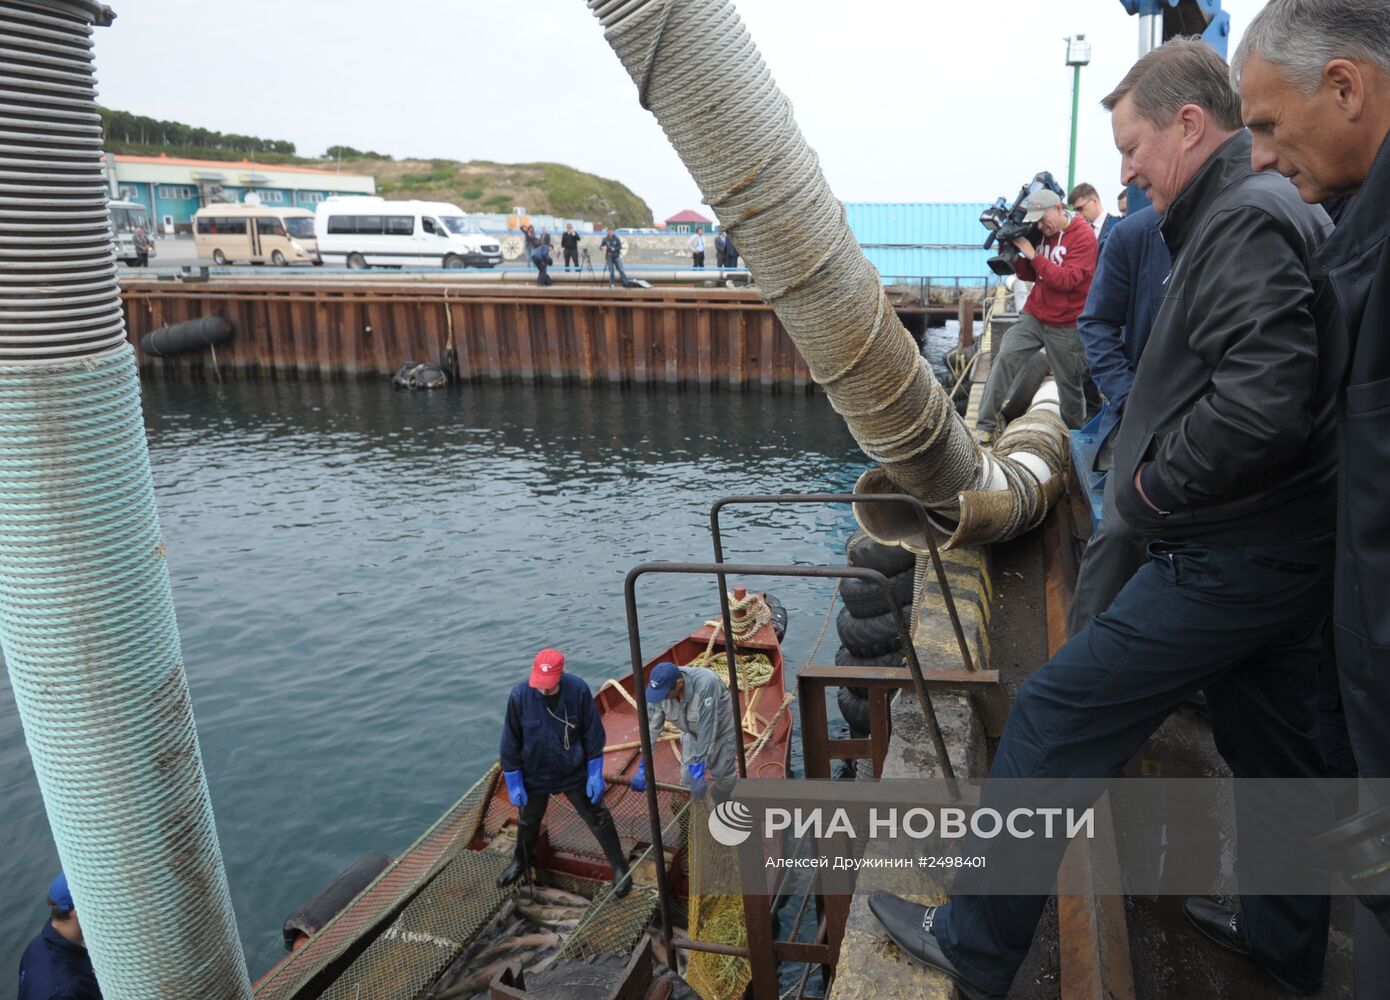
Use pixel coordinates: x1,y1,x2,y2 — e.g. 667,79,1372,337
0,376,884,979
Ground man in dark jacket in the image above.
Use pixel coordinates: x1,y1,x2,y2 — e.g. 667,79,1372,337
1067,205,1170,633
560,224,581,271
871,40,1343,999
1234,2,1390,992
600,228,627,288
498,648,631,896
18,872,102,1000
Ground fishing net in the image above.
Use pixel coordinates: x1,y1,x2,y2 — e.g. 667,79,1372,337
254,766,500,1000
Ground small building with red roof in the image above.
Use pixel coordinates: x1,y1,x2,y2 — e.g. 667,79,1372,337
663,209,715,234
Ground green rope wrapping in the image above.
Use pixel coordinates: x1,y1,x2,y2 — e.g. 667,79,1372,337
0,345,251,998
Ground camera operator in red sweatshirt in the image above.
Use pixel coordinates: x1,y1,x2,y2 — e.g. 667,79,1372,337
977,188,1098,439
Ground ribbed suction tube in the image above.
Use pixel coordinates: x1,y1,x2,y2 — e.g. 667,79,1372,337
584,0,1068,548
0,2,251,996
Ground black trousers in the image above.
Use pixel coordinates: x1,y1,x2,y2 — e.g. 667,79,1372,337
135,251,149,267
515,785,626,872
692,252,704,268
936,536,1334,995
536,261,552,286
563,248,578,270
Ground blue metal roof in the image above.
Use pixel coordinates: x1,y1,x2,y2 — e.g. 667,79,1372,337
844,202,997,286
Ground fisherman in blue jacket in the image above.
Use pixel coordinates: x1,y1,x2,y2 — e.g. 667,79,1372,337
17,872,102,1000
498,648,631,896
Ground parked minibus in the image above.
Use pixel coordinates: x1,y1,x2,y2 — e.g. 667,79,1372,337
192,204,320,266
314,197,502,269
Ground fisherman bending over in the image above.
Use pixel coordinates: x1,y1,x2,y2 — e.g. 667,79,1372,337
18,872,102,1000
498,648,631,897
632,661,738,800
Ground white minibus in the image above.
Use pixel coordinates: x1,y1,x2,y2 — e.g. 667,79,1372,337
314,197,502,269
192,204,320,266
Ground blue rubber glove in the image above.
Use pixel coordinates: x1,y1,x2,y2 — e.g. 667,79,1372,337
630,759,646,792
687,761,707,798
503,769,528,808
586,757,605,804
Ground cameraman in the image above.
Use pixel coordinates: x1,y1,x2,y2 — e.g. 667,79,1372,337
976,189,1098,439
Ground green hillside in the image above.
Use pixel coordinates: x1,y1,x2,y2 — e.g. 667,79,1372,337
98,108,654,227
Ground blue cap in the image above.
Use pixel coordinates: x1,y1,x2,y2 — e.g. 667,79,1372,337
48,872,73,912
648,661,681,700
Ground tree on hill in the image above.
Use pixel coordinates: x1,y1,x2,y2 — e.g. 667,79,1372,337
98,108,295,156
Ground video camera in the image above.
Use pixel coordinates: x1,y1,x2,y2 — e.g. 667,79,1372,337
979,171,1066,277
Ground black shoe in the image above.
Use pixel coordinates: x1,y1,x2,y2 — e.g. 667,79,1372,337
611,864,632,899
867,892,1004,1000
497,858,526,889
1182,898,1319,995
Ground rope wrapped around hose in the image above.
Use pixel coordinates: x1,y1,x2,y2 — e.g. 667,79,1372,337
583,0,1068,544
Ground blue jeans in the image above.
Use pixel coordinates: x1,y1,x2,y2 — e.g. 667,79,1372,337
936,536,1334,995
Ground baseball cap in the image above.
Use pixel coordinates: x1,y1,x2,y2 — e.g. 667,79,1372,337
529,648,565,689
648,661,681,700
1022,189,1063,223
48,871,73,912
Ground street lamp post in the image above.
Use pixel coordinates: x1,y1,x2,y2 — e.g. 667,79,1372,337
1065,33,1092,195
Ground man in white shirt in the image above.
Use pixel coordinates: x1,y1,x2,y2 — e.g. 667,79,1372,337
688,227,706,268
1068,182,1122,247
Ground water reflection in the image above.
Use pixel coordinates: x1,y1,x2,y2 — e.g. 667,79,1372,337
1,379,869,976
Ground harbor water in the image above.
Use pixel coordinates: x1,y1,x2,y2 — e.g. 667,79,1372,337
0,370,922,978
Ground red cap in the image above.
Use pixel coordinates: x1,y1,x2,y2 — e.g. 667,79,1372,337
529,648,565,688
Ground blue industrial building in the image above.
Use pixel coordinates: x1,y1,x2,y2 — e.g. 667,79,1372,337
845,202,998,288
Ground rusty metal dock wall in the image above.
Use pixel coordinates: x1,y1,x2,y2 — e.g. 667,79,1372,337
120,279,826,389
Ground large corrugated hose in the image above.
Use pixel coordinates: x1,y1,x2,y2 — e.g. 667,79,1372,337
583,0,1068,548
0,2,252,996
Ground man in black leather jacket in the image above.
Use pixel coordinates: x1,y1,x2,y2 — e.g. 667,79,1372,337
1234,2,1390,993
869,40,1343,999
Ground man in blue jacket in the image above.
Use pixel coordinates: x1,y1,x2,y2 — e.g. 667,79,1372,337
17,872,102,1000
498,648,631,896
1067,205,1170,633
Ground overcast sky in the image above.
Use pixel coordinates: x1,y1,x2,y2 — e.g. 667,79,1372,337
92,0,1269,222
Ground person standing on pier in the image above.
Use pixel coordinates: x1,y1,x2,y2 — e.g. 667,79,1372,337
600,227,628,287
1068,182,1122,247
631,661,738,801
497,648,631,897
18,872,102,1000
523,224,540,269
132,225,152,268
688,226,706,268
872,39,1344,999
561,224,581,271
1234,1,1390,993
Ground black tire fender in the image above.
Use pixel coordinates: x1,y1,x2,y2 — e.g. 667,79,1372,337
836,607,908,658
840,566,915,619
846,530,916,577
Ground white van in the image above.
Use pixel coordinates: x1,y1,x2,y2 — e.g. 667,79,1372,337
314,197,502,269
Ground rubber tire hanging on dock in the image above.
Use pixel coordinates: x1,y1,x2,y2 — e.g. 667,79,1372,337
836,607,908,659
839,567,915,619
846,530,915,577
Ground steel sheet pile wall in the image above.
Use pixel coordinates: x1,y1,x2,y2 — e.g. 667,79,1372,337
119,281,823,388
